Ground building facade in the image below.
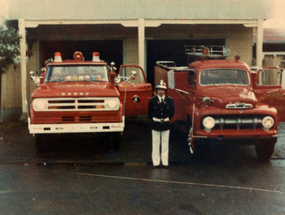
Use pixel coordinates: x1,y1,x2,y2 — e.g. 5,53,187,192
1,0,274,122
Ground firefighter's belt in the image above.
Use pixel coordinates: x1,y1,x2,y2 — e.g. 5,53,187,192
153,117,169,123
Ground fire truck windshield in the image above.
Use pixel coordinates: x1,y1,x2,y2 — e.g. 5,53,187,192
199,69,250,86
45,65,109,82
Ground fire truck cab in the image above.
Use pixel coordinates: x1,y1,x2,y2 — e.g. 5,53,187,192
154,45,285,160
29,51,152,150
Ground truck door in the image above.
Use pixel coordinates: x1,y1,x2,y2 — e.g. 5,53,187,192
117,65,153,116
253,67,285,122
167,69,196,122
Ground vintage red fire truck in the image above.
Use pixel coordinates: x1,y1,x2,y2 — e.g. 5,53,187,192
155,45,285,160
29,51,152,150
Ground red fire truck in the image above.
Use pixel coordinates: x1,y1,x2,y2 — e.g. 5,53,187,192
29,51,152,150
155,45,285,160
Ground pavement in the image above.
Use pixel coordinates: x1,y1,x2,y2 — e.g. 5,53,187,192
0,119,284,165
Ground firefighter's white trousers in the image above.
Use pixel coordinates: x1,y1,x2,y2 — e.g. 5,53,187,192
152,129,170,166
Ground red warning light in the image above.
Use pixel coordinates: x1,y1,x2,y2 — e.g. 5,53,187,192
92,52,100,61
54,52,62,62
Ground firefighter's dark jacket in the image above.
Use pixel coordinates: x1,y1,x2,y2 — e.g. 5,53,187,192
148,96,175,131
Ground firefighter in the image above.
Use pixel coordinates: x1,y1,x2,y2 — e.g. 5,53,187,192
148,80,175,168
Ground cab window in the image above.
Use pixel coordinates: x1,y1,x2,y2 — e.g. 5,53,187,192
120,66,146,84
200,69,249,86
45,65,109,82
257,68,282,86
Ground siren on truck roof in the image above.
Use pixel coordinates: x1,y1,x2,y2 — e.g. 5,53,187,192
73,51,84,61
53,51,101,62
92,52,100,61
54,52,62,62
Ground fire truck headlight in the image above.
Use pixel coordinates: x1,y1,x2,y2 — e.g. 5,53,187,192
33,99,47,111
262,116,274,131
203,116,215,132
107,99,118,109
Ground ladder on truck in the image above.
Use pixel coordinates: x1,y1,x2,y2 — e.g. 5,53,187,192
185,45,231,64
155,61,189,71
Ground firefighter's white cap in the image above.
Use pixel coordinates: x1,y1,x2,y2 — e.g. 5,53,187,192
156,80,167,90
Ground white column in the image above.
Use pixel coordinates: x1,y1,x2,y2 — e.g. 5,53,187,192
138,19,145,70
256,19,264,69
18,19,27,118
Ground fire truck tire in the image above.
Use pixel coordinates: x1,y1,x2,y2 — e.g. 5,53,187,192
255,140,275,161
35,134,51,152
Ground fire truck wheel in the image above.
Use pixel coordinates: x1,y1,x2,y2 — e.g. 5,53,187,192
255,140,275,161
35,134,51,152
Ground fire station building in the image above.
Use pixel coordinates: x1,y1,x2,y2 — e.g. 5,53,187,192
1,0,274,122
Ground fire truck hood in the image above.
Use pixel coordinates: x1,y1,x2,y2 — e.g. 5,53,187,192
198,86,258,108
32,82,120,98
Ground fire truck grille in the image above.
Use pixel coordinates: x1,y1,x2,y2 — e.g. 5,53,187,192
62,116,75,122
33,97,119,111
79,116,92,121
201,115,268,131
62,116,92,122
48,99,105,110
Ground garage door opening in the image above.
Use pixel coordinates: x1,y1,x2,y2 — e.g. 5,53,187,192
147,39,225,86
40,40,123,68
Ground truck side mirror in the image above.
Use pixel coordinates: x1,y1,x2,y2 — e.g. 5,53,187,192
30,71,44,86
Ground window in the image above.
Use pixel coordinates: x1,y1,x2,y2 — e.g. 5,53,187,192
120,66,146,84
258,68,282,86
45,65,109,82
200,69,249,86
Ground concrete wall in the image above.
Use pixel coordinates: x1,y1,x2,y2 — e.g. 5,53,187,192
125,38,139,65
26,23,253,66
27,43,38,105
0,41,38,122
0,65,22,122
26,24,253,73
145,24,253,65
7,0,274,20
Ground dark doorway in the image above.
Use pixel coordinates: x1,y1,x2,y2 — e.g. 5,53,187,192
147,39,225,86
39,40,123,68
